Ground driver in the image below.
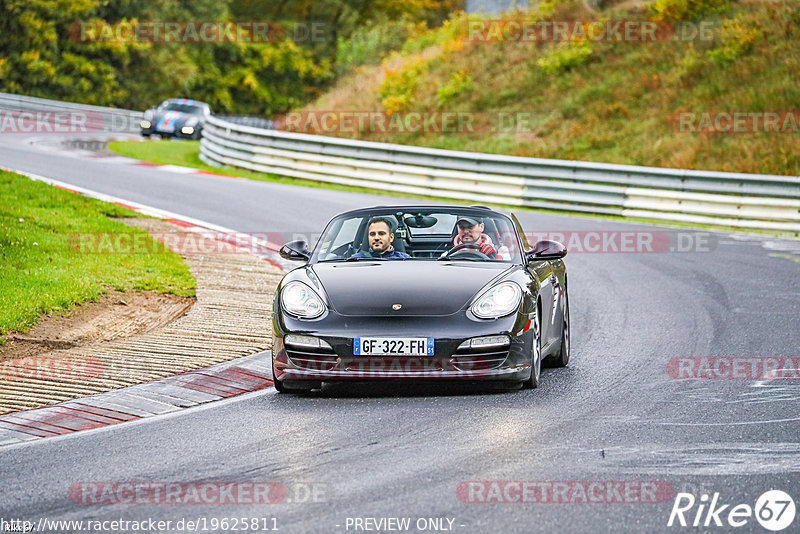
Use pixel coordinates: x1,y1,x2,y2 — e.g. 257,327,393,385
350,217,411,260
449,216,508,260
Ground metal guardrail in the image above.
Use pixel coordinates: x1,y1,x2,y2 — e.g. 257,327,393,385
218,116,275,130
0,92,142,133
200,115,800,233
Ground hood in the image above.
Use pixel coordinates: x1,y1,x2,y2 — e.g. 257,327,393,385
310,261,512,316
154,110,199,129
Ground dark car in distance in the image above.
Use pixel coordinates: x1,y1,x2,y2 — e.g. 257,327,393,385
140,98,210,140
271,205,570,393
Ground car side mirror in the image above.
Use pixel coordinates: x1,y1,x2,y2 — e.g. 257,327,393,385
280,240,310,262
526,240,567,262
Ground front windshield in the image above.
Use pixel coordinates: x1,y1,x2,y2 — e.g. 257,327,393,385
160,103,205,114
311,209,522,263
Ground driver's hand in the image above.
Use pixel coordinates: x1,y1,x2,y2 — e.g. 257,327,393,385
479,243,496,256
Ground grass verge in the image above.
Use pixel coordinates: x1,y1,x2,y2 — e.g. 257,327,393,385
0,170,196,339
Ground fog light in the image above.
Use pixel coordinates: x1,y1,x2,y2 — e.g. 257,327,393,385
457,335,511,350
181,126,195,135
285,335,332,349
140,120,151,129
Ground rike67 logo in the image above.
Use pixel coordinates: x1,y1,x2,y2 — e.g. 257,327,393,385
668,490,795,531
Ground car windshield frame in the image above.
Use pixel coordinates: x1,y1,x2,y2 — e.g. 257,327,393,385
160,103,206,115
309,207,524,264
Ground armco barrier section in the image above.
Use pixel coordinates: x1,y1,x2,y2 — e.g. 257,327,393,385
0,92,142,133
200,115,800,233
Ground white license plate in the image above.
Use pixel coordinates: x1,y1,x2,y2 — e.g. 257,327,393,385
157,124,175,133
354,337,434,356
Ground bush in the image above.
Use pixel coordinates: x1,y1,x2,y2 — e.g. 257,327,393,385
437,70,474,105
706,13,763,64
379,54,429,112
536,40,593,74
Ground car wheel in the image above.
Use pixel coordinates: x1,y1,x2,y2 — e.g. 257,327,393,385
522,311,541,389
553,292,570,368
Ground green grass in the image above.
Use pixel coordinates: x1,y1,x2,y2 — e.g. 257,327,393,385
0,170,195,338
110,139,209,169
110,139,300,183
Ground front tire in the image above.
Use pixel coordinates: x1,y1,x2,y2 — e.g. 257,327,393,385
522,311,541,389
552,292,570,368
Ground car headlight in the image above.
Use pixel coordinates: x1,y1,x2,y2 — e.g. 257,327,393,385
281,281,326,319
470,281,522,319
140,120,151,129
285,335,332,349
181,126,195,135
457,335,511,350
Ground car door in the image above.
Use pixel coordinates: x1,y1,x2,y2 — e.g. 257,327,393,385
511,214,554,345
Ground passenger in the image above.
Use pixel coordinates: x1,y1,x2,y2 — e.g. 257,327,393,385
449,216,509,260
350,217,411,260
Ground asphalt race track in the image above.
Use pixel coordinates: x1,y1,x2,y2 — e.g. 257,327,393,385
1,133,799,533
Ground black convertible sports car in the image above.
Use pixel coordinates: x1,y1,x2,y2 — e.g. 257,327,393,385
271,205,569,393
140,98,210,140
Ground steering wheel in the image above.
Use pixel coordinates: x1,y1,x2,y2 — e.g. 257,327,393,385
442,243,491,260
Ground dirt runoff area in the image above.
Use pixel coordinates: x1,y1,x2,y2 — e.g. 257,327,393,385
0,290,195,360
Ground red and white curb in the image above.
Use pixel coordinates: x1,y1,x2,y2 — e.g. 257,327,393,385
0,351,274,446
30,134,247,180
129,159,244,180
